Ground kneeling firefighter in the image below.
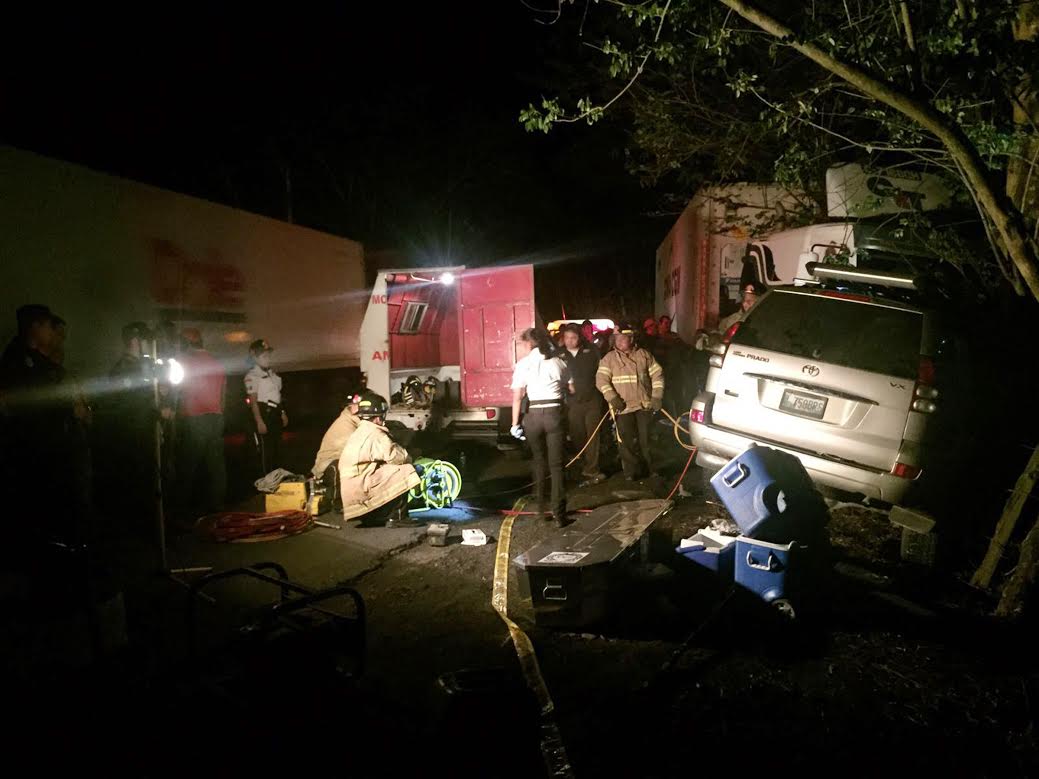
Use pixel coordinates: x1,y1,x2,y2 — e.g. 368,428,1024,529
311,392,366,510
338,394,423,528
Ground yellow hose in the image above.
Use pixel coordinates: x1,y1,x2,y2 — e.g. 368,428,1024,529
660,407,698,451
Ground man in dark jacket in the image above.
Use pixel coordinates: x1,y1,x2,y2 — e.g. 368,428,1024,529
558,324,606,486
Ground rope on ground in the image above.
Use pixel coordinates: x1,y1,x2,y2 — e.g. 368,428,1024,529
493,495,574,778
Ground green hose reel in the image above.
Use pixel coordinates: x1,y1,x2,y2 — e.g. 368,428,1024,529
408,457,463,512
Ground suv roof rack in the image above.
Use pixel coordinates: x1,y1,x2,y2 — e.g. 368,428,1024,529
807,262,917,290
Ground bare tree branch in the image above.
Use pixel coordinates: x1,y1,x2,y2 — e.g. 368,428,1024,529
553,0,673,125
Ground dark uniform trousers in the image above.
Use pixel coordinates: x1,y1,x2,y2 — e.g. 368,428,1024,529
616,409,653,479
255,403,284,475
525,405,566,517
180,413,227,513
567,396,605,478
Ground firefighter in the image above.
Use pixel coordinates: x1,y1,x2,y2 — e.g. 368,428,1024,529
596,321,664,481
311,392,365,510
338,393,422,528
511,327,572,525
717,281,765,334
98,322,161,530
245,339,288,475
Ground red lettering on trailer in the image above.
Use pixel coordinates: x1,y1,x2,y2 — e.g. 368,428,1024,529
371,350,389,361
150,238,245,309
371,294,388,304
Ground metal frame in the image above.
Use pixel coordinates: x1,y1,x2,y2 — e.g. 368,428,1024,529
186,563,366,676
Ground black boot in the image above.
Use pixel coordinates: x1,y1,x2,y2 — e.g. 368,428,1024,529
385,496,422,529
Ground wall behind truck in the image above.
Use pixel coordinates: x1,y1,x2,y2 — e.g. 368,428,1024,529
0,146,365,386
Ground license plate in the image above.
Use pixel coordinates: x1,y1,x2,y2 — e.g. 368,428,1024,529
780,388,828,420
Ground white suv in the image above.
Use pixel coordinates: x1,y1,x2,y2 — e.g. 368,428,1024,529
690,264,965,507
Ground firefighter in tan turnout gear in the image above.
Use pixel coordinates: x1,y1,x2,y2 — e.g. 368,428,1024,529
596,321,664,481
338,394,422,528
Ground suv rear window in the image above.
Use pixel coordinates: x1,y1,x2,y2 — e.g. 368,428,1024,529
732,291,923,378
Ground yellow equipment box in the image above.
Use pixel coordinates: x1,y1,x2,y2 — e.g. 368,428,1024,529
308,492,331,516
265,481,308,513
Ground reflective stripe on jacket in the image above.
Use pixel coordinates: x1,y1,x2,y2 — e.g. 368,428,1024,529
595,347,664,414
338,419,421,520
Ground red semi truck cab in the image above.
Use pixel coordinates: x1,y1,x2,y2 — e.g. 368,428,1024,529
359,264,536,439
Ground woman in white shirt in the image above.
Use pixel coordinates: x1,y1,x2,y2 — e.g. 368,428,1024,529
511,328,572,526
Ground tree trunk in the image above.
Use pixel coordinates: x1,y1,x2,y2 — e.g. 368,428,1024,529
995,511,1039,618
970,445,1039,590
717,0,1039,304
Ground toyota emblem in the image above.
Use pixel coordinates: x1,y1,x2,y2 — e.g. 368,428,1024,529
802,364,820,377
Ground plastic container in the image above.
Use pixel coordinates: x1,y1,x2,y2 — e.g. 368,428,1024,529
427,523,450,546
709,445,820,541
675,528,737,580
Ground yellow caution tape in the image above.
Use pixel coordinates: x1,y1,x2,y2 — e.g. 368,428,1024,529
493,495,574,777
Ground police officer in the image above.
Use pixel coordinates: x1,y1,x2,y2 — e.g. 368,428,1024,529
511,327,572,526
245,339,288,475
0,305,78,546
558,323,606,487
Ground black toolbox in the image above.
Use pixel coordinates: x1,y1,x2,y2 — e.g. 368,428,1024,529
512,499,670,628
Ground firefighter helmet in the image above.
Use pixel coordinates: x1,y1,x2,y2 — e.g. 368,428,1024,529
355,393,389,420
401,375,424,407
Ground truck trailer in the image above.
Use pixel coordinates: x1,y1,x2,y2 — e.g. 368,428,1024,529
655,163,955,345
0,146,367,391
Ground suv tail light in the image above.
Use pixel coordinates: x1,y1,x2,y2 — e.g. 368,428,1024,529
722,321,742,344
891,462,922,480
911,356,938,414
690,409,705,424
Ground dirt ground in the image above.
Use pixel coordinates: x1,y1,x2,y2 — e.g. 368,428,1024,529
3,424,1038,776
346,490,1037,777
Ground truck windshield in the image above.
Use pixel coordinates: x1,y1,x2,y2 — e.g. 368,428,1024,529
732,291,923,379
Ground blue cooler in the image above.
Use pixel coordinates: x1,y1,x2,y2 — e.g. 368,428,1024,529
675,529,737,580
734,535,798,606
709,445,819,541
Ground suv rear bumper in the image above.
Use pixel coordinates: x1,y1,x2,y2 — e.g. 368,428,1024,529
691,418,912,504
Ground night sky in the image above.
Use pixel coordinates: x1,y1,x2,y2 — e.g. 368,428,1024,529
1,4,666,320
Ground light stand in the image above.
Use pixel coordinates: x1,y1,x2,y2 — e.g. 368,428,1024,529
151,337,211,584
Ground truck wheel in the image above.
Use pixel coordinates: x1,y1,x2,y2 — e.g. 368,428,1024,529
772,599,796,620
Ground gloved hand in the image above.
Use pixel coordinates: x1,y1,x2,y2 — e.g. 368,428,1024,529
650,398,663,412
414,463,425,476
608,396,626,413
510,424,526,441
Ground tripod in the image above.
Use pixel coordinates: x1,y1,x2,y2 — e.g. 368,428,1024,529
151,338,211,583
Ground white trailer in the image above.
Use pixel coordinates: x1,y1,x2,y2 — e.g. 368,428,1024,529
0,146,366,384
